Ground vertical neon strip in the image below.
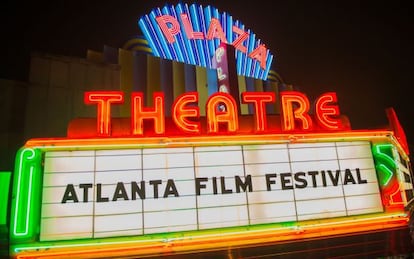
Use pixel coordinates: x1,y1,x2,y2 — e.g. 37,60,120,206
235,21,244,76
143,14,166,58
212,7,220,50
10,148,42,241
189,4,205,67
227,14,238,76
161,6,183,62
149,11,172,60
245,33,256,77
155,7,177,53
253,40,262,78
226,14,233,44
204,5,214,66
261,51,273,80
240,28,250,76
145,14,166,58
220,12,227,48
154,8,177,60
176,3,195,65
138,18,160,57
186,7,199,66
0,172,11,226
197,5,210,68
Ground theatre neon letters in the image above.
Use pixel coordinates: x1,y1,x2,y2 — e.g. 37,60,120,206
84,91,343,136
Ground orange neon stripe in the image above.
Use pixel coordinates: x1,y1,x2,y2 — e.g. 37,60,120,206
14,214,408,258
24,130,395,150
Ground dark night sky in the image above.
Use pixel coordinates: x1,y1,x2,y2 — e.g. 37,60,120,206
2,0,413,154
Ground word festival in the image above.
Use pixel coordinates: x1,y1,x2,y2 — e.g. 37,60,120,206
61,168,367,203
84,90,344,136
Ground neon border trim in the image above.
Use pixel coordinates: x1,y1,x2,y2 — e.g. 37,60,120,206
11,148,42,241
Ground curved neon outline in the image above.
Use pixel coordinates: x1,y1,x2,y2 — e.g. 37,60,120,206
13,212,407,254
376,164,394,186
13,148,36,236
373,144,396,186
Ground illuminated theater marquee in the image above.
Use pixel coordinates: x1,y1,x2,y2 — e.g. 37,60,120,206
138,3,273,80
35,89,383,242
41,141,381,241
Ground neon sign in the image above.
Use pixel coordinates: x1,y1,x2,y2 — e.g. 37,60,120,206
138,3,273,80
39,141,381,241
84,91,344,137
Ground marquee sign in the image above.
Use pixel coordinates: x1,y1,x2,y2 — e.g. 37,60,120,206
40,141,381,241
138,3,273,80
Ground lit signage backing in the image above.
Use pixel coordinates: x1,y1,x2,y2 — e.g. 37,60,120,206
40,141,381,241
138,3,273,80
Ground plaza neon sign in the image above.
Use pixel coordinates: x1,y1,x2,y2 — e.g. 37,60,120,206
84,91,344,137
138,3,273,80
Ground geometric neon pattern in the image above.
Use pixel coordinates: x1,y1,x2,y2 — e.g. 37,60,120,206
138,3,273,80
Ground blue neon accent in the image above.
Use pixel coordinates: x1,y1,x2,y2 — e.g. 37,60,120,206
176,3,194,65
149,11,172,60
226,14,233,44
245,32,256,77
212,7,220,50
138,3,274,80
160,6,179,61
236,50,243,75
204,5,215,64
188,4,204,66
221,12,227,44
164,5,186,63
240,26,249,76
257,49,268,80
261,52,273,80
253,40,262,78
138,18,160,57
144,14,166,57
234,20,243,76
154,8,176,60
199,5,212,68
184,4,198,66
